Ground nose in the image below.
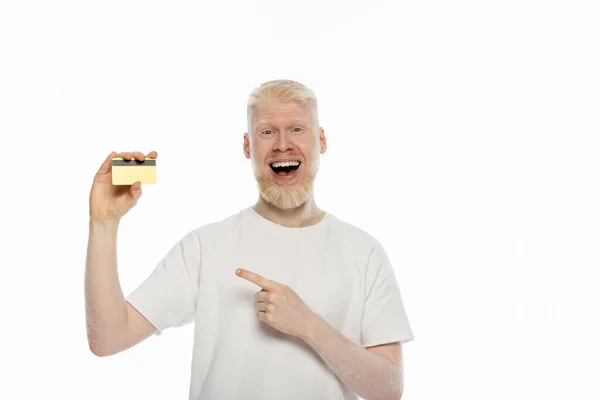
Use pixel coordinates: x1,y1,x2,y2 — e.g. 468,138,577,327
273,131,294,152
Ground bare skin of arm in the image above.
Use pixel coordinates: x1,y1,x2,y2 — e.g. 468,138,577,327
85,219,157,357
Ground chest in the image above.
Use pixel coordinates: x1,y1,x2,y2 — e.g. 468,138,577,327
200,238,365,329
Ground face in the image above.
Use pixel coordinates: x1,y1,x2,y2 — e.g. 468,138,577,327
243,101,327,210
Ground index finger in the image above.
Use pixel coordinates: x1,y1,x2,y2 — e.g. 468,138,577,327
236,268,278,290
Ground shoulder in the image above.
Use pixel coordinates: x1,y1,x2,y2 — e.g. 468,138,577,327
184,208,250,243
326,214,382,257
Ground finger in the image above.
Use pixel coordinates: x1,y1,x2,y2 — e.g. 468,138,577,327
147,150,158,158
132,151,146,161
130,181,142,194
116,152,134,160
255,289,269,302
236,269,278,291
97,151,117,174
257,311,268,323
256,302,271,312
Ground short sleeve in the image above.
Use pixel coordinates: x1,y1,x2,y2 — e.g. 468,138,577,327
361,242,415,347
125,229,201,336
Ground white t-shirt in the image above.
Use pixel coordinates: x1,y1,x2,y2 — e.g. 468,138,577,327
126,206,414,399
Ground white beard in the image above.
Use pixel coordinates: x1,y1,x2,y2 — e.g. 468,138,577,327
254,160,319,210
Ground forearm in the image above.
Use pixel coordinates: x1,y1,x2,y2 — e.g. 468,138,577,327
85,219,128,354
302,314,403,400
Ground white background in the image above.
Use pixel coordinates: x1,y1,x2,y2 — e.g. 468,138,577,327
1,0,598,399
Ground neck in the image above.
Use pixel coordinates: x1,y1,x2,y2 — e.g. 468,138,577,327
253,196,326,228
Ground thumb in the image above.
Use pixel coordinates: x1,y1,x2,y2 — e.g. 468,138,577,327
130,181,142,200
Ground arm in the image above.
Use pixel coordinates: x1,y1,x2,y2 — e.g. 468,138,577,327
85,219,156,357
301,314,403,400
235,267,408,400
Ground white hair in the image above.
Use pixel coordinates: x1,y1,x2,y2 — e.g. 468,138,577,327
246,79,319,135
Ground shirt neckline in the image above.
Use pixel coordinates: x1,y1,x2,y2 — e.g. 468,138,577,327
246,206,331,234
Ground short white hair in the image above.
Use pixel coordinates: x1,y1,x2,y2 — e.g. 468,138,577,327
247,79,319,134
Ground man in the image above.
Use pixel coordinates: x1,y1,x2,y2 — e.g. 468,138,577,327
86,79,414,400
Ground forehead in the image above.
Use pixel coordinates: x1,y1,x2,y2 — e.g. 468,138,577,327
253,101,312,125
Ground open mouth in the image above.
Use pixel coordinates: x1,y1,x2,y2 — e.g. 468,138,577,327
270,161,301,177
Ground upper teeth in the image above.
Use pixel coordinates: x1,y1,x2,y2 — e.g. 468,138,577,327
271,161,300,168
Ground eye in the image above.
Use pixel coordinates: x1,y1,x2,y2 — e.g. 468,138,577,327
292,127,303,133
262,130,273,135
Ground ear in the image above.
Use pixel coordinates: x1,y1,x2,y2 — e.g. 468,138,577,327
243,133,251,159
319,127,327,154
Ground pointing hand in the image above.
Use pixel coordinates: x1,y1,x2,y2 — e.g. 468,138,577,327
236,268,317,339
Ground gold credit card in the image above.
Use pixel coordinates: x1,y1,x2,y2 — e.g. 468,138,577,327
111,157,157,185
